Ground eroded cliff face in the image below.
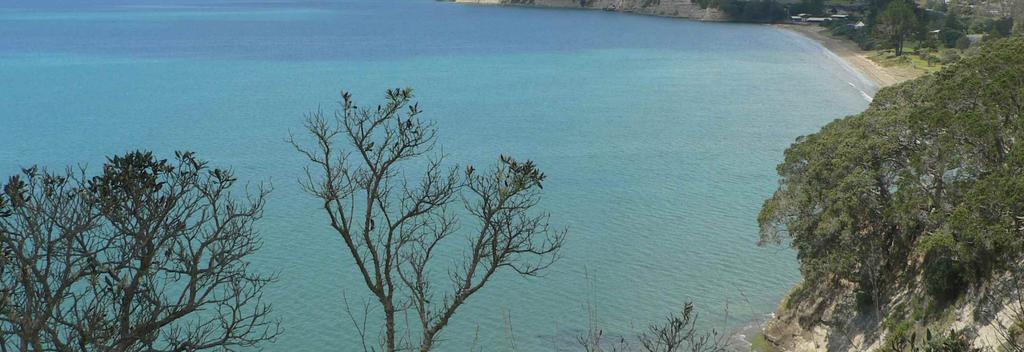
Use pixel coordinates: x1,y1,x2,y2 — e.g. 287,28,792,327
753,36,1024,352
763,261,1024,352
453,0,725,21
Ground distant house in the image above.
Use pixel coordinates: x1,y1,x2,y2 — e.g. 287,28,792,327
830,14,849,20
791,16,804,21
806,17,831,23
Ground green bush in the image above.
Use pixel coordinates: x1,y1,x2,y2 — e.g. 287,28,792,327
924,255,966,302
955,36,971,50
939,50,960,63
920,232,966,302
925,330,977,352
883,326,979,352
881,319,914,352
941,29,964,48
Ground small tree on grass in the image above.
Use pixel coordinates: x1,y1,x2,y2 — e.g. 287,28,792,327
0,151,280,351
878,0,920,56
290,88,566,352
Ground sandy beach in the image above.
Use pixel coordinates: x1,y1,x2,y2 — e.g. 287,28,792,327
450,0,917,89
777,24,921,88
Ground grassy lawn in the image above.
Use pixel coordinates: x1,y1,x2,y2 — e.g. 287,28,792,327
818,24,956,77
868,46,954,75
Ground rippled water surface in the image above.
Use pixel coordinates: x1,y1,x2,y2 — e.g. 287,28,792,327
1,0,872,349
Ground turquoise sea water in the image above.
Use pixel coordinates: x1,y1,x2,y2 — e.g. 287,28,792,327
1,1,872,350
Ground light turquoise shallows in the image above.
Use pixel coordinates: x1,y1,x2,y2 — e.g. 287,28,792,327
1,0,871,350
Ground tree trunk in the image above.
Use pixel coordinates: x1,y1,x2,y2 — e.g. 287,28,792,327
419,339,433,352
384,302,396,352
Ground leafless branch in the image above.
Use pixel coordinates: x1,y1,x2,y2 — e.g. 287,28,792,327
0,151,281,351
290,88,565,351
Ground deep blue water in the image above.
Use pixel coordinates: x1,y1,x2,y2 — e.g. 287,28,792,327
1,1,872,350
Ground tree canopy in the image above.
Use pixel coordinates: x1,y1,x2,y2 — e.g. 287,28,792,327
877,0,921,56
759,37,1024,310
289,88,565,352
0,151,280,351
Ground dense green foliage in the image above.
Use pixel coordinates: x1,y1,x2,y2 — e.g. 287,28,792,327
759,38,1024,305
787,0,825,16
877,0,920,55
826,0,1017,53
823,0,924,51
0,152,280,351
941,28,966,49
714,0,787,22
695,0,787,23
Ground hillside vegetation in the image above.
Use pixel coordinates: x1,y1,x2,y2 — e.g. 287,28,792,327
759,36,1024,350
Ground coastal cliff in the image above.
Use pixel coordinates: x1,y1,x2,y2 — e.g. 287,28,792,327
763,263,1023,351
454,0,726,21
758,37,1024,352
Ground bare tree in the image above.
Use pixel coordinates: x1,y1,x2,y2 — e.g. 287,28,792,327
577,328,630,352
577,303,727,352
637,304,726,352
0,151,280,352
289,88,565,351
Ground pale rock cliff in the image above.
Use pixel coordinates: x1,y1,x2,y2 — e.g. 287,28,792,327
764,261,1024,351
453,0,725,21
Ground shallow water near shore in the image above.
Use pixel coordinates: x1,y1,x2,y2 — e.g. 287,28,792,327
2,0,869,349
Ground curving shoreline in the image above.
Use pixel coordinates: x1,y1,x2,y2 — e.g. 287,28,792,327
775,24,922,89
451,1,920,91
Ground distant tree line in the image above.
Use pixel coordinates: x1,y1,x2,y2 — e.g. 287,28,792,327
825,0,1018,56
717,0,788,22
694,0,787,23
787,0,825,17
